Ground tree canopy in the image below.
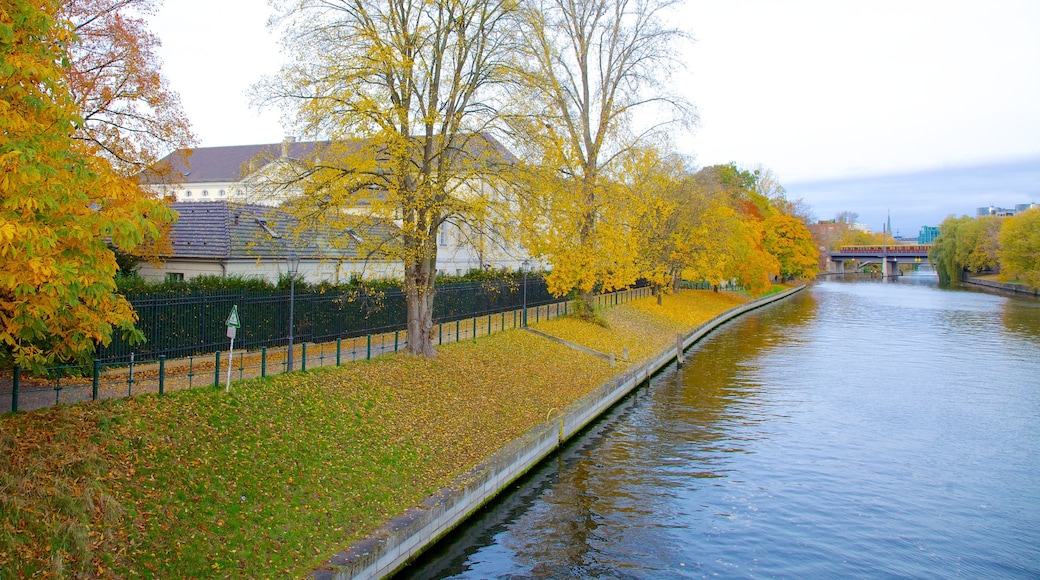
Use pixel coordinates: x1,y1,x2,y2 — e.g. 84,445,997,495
256,0,519,356
1,0,176,372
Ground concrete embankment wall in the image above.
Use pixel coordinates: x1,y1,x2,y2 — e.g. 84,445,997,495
965,276,1040,296
312,285,807,580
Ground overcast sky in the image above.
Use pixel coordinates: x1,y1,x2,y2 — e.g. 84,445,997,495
150,0,1040,234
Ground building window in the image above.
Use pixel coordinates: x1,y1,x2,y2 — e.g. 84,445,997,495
202,190,209,197
438,224,447,245
218,189,226,197
165,272,185,282
185,190,192,197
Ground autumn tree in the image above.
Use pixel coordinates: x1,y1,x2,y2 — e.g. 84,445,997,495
255,0,517,356
62,0,194,176
930,215,1002,285
998,207,1040,290
762,213,820,280
508,0,692,316
1,0,177,372
62,0,194,266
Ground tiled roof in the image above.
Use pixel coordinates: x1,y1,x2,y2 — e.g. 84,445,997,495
145,134,517,185
168,201,399,261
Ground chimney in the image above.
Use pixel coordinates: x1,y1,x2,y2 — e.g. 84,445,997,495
281,136,296,158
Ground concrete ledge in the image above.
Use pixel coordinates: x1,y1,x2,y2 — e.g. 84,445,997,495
964,277,1040,296
311,285,806,580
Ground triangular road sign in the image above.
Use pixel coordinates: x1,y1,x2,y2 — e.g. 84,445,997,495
225,305,241,328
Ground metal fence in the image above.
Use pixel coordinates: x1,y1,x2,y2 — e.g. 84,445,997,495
98,278,557,363
1,285,656,414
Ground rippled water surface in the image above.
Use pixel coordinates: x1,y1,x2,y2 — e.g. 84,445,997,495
404,279,1040,579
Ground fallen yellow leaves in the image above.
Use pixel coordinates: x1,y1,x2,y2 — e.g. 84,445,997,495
0,289,751,578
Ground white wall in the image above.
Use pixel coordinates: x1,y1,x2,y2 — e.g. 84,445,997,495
137,258,403,284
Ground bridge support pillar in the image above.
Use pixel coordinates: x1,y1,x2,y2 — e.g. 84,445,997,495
882,258,898,278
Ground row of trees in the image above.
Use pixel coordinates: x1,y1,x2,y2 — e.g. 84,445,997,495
253,0,818,357
2,0,817,370
929,209,1040,290
1,0,193,372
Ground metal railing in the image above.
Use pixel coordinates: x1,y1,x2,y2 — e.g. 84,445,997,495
1,285,655,414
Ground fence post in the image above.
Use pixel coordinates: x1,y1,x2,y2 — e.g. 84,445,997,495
261,347,267,378
394,331,399,352
158,355,166,395
456,320,460,343
11,366,19,413
214,350,221,388
439,323,443,345
366,334,371,360
302,343,308,372
92,359,100,401
472,317,477,340
336,339,342,366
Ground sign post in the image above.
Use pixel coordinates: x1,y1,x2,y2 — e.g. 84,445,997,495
225,305,241,392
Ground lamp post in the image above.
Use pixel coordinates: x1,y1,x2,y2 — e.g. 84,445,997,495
287,251,300,372
521,259,530,327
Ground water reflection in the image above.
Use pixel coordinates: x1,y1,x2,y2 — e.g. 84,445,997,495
403,283,1040,579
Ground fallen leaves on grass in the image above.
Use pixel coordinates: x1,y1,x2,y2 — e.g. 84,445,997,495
0,290,746,578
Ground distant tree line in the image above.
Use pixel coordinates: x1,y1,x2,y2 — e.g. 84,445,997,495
929,209,1040,289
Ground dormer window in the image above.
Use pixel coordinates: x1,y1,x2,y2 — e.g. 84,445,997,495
185,191,192,197
347,228,363,243
256,217,281,239
219,189,226,197
202,190,209,197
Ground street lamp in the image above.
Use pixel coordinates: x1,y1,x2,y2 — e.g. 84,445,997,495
286,251,300,372
521,259,530,327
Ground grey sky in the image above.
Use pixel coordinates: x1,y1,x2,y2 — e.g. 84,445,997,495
150,0,1040,233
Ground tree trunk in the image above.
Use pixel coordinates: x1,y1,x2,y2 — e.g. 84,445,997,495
405,256,437,357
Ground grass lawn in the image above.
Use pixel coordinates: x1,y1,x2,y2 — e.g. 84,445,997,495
0,289,754,578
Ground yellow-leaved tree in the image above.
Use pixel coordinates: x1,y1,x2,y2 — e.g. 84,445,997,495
1,0,176,372
508,0,693,318
998,207,1040,290
254,0,519,356
762,213,820,281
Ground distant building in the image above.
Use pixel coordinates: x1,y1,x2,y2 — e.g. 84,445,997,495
977,203,1037,218
144,136,532,276
918,225,940,244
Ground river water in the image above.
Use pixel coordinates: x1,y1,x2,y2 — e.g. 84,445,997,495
402,277,1040,579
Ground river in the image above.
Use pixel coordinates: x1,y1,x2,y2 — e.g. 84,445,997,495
401,277,1040,579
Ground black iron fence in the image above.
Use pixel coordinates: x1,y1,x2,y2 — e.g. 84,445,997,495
98,278,556,363
1,285,657,414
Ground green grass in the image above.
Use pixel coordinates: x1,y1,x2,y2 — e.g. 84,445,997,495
0,290,753,578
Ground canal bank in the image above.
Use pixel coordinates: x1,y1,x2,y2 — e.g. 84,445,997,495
312,284,806,580
964,275,1040,296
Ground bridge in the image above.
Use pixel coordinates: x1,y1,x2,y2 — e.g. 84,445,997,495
828,244,932,277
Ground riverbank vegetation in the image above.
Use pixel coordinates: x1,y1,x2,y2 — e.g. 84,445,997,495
0,290,756,577
929,208,1040,289
4,0,818,372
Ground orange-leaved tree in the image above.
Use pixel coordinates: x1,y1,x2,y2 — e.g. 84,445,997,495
1,0,176,372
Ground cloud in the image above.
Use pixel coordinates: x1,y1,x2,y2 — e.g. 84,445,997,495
786,157,1040,234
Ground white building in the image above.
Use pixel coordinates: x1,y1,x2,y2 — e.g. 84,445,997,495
144,137,532,280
